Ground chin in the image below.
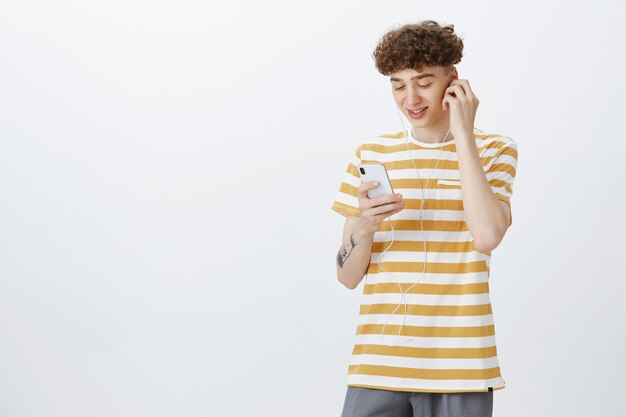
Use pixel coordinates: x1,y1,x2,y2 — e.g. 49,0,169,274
407,117,430,127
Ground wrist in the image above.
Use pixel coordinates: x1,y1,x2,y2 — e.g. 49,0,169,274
356,219,376,240
455,133,477,150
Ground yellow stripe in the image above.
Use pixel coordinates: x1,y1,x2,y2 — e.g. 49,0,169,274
385,195,465,211
359,136,515,171
359,158,516,172
495,194,510,205
378,131,406,139
352,344,498,359
331,201,359,217
372,240,474,253
358,141,516,164
363,282,489,295
489,162,516,177
356,324,495,338
368,260,487,274
338,182,358,198
495,145,518,158
338,176,513,199
478,133,510,140
376,219,468,232
360,142,456,153
359,303,493,316
488,178,511,190
348,364,502,380
392,178,440,189
363,159,460,171
347,163,360,176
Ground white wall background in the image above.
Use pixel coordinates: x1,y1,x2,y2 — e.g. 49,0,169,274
1,1,625,416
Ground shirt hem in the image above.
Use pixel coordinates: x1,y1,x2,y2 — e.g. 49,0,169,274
346,383,506,394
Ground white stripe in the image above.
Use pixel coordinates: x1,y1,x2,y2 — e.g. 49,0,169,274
388,208,466,221
479,144,515,159
363,271,489,285
489,154,517,166
371,250,489,264
360,292,492,306
364,136,467,149
341,171,361,187
388,168,464,181
356,313,494,327
389,187,465,200
349,354,501,370
353,333,497,349
490,185,511,199
347,373,505,391
372,230,474,242
478,147,505,158
486,171,514,183
478,136,511,148
437,179,461,186
363,149,460,162
363,133,508,147
333,192,358,209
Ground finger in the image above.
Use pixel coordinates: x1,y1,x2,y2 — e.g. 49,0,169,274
359,180,380,190
443,93,456,110
450,85,467,101
371,205,404,222
451,79,465,91
370,192,402,207
444,86,458,99
361,194,401,213
455,79,470,90
454,79,479,102
366,200,404,217
357,181,381,199
458,80,478,102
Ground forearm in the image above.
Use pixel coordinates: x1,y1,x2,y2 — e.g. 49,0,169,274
455,136,509,251
336,223,375,289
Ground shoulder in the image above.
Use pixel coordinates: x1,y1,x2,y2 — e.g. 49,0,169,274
360,131,406,150
474,128,518,161
353,129,409,155
474,127,517,150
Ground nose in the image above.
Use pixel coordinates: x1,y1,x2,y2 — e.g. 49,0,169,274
405,85,422,107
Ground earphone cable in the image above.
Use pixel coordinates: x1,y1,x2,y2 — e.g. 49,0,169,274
377,112,451,347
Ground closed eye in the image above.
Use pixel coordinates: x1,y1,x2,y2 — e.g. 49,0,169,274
394,84,432,91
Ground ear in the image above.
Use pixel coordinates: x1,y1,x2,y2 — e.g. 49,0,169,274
448,67,459,84
445,70,454,88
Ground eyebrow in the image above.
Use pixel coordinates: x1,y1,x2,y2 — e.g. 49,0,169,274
390,73,435,82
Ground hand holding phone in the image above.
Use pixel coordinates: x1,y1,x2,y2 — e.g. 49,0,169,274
356,164,404,234
358,164,394,198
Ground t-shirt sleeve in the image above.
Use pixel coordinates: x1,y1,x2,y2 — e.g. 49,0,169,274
484,139,518,226
331,144,363,217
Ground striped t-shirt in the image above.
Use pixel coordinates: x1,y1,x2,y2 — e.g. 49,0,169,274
331,127,518,393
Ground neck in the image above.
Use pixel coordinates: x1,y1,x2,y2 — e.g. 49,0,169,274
410,111,455,143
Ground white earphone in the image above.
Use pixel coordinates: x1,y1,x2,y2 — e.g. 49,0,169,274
375,110,451,347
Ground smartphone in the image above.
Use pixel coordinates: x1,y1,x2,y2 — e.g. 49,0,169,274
358,164,395,199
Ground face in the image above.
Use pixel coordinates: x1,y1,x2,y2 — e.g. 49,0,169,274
390,66,457,128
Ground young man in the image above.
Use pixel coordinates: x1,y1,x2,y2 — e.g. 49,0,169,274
331,20,518,417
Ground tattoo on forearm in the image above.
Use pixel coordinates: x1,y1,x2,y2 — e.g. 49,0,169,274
337,233,358,268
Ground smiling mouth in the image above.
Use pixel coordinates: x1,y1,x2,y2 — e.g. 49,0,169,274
408,107,428,116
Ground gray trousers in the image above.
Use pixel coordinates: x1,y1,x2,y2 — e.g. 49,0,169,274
340,386,493,417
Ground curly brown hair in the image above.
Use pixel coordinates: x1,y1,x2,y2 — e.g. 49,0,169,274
372,20,465,76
